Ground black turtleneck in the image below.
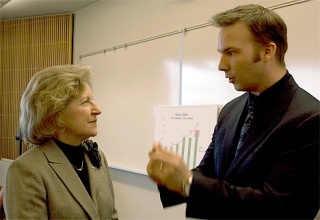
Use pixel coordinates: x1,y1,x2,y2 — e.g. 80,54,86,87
52,138,91,195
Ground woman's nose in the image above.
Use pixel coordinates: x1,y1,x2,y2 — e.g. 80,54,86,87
92,103,102,115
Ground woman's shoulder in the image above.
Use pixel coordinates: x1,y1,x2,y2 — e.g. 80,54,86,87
13,146,42,162
10,141,54,167
7,146,45,176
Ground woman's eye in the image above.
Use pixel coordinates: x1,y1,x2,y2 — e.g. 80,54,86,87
82,99,90,104
83,98,94,105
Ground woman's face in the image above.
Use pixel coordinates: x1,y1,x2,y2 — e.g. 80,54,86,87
57,83,101,146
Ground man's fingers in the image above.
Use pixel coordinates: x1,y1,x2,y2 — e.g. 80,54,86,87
148,141,163,156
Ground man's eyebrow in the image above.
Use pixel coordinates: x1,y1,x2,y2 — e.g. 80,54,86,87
217,47,231,53
217,47,238,53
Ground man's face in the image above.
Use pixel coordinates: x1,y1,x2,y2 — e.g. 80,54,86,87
217,22,265,95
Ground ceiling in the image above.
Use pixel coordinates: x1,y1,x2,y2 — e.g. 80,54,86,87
0,0,100,20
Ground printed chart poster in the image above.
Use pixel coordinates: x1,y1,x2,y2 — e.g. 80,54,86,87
154,105,219,169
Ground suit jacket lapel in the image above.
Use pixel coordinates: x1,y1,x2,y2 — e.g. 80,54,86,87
39,140,100,219
217,96,247,178
225,76,298,178
226,110,281,176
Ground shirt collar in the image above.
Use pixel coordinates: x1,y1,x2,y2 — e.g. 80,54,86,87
253,71,291,108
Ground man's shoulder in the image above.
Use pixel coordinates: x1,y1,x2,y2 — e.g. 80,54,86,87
292,87,319,113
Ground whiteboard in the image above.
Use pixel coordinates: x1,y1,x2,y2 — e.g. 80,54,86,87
82,35,181,174
79,0,319,174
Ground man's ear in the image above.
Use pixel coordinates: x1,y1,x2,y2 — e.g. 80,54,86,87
263,42,277,62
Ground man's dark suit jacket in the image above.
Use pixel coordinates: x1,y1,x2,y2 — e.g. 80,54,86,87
159,73,319,219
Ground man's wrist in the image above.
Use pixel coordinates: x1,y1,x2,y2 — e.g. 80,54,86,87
182,175,193,198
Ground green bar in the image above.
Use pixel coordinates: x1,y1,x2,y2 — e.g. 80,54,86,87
193,137,198,168
187,138,192,167
181,138,185,159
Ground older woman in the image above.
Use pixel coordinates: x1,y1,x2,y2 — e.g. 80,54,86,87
4,65,118,219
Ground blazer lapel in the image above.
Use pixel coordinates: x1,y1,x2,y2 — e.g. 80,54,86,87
85,152,116,219
39,140,100,219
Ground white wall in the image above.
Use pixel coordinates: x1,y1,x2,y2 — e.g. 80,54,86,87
73,1,319,219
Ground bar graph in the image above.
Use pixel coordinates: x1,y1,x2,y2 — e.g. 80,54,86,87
154,105,219,169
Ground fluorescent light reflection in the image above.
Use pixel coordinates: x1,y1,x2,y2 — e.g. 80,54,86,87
181,64,242,105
